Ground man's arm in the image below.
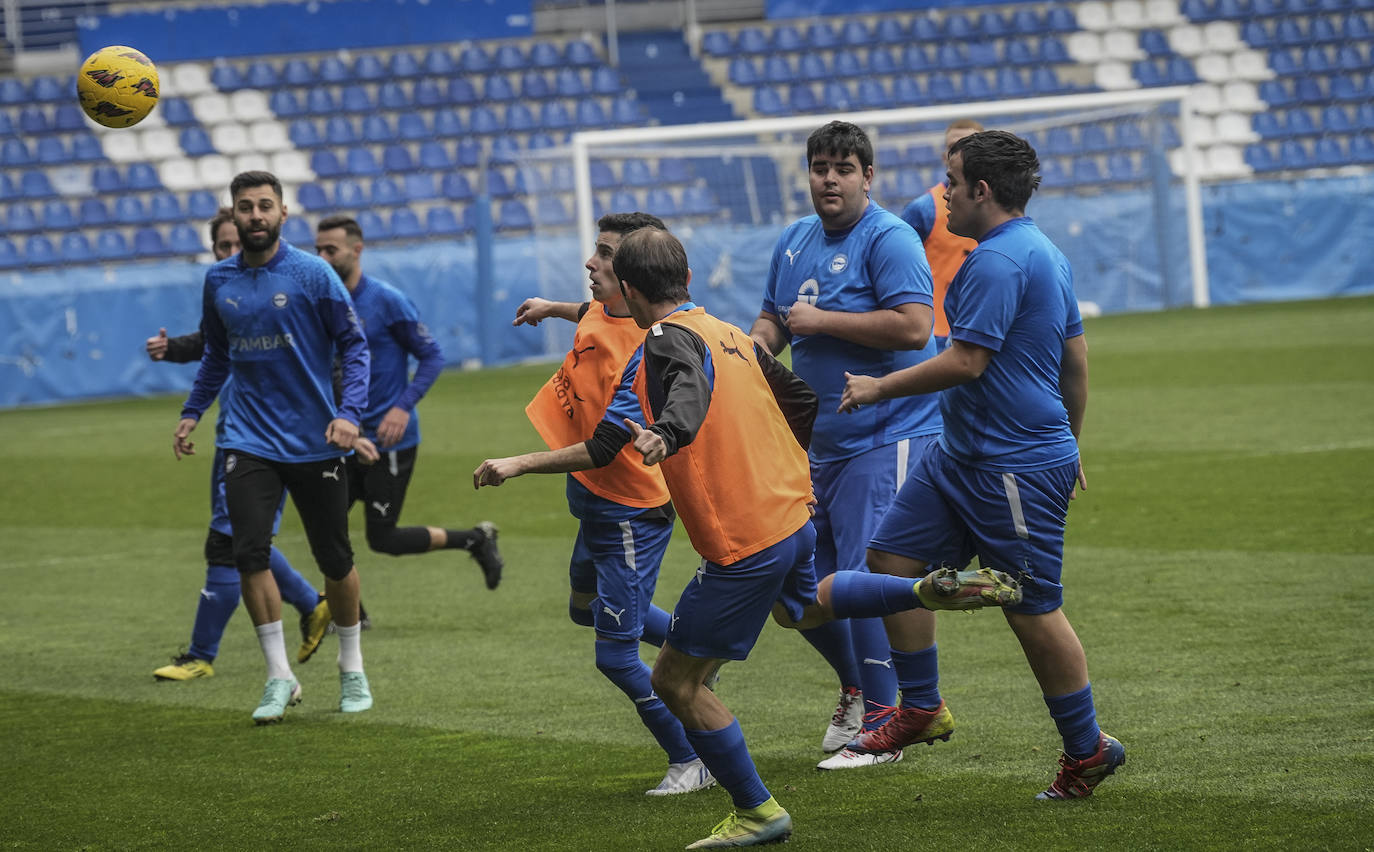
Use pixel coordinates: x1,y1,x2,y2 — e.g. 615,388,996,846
180,290,230,421
641,325,713,458
1060,333,1088,440
755,343,817,450
783,300,932,351
160,329,205,363
474,441,597,488
375,318,444,447
513,297,589,326
749,311,789,356
839,338,992,412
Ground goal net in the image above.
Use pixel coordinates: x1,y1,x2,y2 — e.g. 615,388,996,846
509,87,1207,360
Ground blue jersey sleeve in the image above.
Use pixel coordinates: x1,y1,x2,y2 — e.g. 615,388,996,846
321,284,369,425
899,193,937,242
947,250,1023,352
868,224,933,310
181,273,230,420
760,231,786,317
601,347,645,433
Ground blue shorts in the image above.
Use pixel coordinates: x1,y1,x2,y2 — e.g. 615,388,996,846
869,442,1078,615
667,522,818,661
568,515,674,641
811,436,932,578
208,447,284,537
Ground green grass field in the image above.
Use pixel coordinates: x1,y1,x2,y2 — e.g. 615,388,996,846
2,296,1372,851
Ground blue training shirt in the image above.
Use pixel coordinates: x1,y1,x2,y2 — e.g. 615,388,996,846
350,273,443,452
898,188,939,242
565,334,652,523
762,200,940,463
182,241,370,463
941,217,1083,472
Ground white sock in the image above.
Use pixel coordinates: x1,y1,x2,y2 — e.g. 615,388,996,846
336,622,363,673
255,621,294,681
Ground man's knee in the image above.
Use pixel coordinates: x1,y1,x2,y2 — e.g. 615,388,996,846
568,590,596,627
365,523,428,556
867,548,926,578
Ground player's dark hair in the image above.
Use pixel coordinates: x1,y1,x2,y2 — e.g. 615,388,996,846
807,120,874,170
948,130,1041,213
229,170,283,201
597,211,666,236
207,206,235,245
318,214,364,242
615,228,690,304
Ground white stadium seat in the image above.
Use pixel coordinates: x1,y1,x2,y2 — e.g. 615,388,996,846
197,154,234,188
1094,61,1138,90
1168,25,1205,58
1076,1,1111,31
1202,22,1242,54
1222,81,1265,112
1190,83,1224,114
1207,145,1248,178
229,90,272,122
1144,0,1183,27
140,128,180,160
1110,0,1145,30
249,121,291,153
1230,50,1274,82
1101,30,1144,61
168,63,214,97
191,92,234,126
270,150,313,184
1214,112,1258,144
1066,31,1104,63
159,158,201,192
1196,54,1233,84
210,123,251,155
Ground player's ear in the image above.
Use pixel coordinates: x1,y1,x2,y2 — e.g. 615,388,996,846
684,268,692,288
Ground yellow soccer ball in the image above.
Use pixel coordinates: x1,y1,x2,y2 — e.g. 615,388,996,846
76,45,159,128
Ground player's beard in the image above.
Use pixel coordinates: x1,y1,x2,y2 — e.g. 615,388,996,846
238,221,281,252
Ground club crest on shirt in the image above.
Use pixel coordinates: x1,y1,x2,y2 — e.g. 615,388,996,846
830,254,848,273
272,292,288,309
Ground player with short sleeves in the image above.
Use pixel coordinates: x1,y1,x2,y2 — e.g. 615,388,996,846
833,130,1125,800
314,216,503,595
750,120,945,770
173,170,375,724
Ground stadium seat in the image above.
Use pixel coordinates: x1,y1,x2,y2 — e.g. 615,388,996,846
1278,139,1312,168
485,168,513,197
1259,79,1296,107
5,203,37,231
805,21,838,49
378,81,410,111
822,80,854,110
185,190,217,220
133,227,170,256
413,141,450,171
69,133,102,163
555,68,586,97
426,207,463,237
403,172,438,202
497,200,533,230
77,197,111,227
1286,108,1317,135
334,179,366,208
297,182,329,211
611,97,642,126
324,115,359,145
31,75,65,103
281,58,314,86
346,148,381,177
370,177,403,206
19,106,49,135
833,49,863,77
1072,158,1104,184
387,50,420,79
928,73,958,101
490,134,522,164
0,238,17,269
1342,13,1372,40
114,196,147,225
736,27,768,53
592,66,621,95
167,224,201,255
772,24,803,52
40,200,73,231
389,112,427,141
282,217,314,245
1356,102,1374,130
892,75,923,106
353,53,385,81
58,232,93,264
149,192,183,222
976,10,1008,37
470,106,501,134
244,60,277,89
423,47,456,76
379,144,412,173
1301,46,1333,73
176,127,213,157
408,79,441,108
362,115,396,144
910,15,940,42
455,137,482,168
390,207,423,239
459,45,491,73
576,100,608,127
19,169,52,198
840,19,874,46
1107,152,1144,181
95,231,132,261
996,67,1030,98
1005,39,1036,65
521,70,552,99
35,136,69,165
127,163,160,191
306,88,338,114
566,41,598,66
1351,134,1374,163
536,195,572,227
24,235,57,266
701,30,732,57
658,158,690,184
754,86,785,116
288,119,321,148
341,85,373,113
937,43,970,70
857,78,892,109
903,44,932,72
1,138,33,167
1313,136,1346,166
433,109,464,137
944,13,974,39
790,82,820,111
484,74,516,101
506,103,536,133
310,150,343,178
621,158,654,187
270,90,304,118
442,172,474,201
681,185,715,217
210,62,244,91
1032,67,1068,94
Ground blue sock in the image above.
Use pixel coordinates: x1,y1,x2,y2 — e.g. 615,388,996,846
1045,683,1101,759
685,718,769,809
641,604,670,647
892,644,941,710
829,571,921,619
269,546,319,615
800,619,861,688
850,616,898,728
188,563,241,661
595,640,696,764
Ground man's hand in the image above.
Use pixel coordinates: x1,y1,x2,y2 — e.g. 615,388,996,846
354,436,380,465
513,297,555,327
325,418,359,451
1071,461,1088,500
838,371,882,413
782,300,827,337
624,419,666,466
173,417,198,459
375,406,410,448
474,457,524,488
146,328,169,361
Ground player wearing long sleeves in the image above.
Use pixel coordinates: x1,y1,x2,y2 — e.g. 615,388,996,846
314,217,502,592
173,171,374,724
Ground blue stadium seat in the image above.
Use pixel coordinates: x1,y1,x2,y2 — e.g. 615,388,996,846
187,190,218,220
36,137,69,165
418,141,453,171
31,75,65,103
977,10,1009,37
324,116,358,145
95,231,132,261
681,185,715,217
307,88,338,114
612,97,641,126
702,30,733,57
754,86,785,116
928,73,958,101
772,24,803,52
1310,17,1337,42
565,41,598,66
1302,45,1332,73
281,217,313,245
389,51,421,79
390,207,423,239
1216,0,1250,17
403,173,438,201
24,235,56,266
789,83,819,112
840,19,874,46
1278,138,1312,168
288,119,321,148
903,44,931,72
658,158,691,184
868,47,898,75
576,100,608,127
423,48,456,76
392,112,427,141
1040,37,1070,64
530,41,561,68
168,224,201,255
806,21,838,48
425,207,463,237
765,54,797,85
341,85,373,113
996,67,1029,97
381,144,414,172
537,195,572,226
0,111,11,136
1285,108,1317,135
69,134,102,163
1351,134,1374,163
555,68,587,97
529,131,559,150
1010,8,1042,35
968,41,998,67
1045,7,1077,31
1343,13,1372,40
19,106,49,134
822,80,854,110
729,57,758,86
1107,152,1143,182
0,237,17,269
1259,79,1296,107
180,127,215,157
5,203,37,231
498,200,533,230
156,97,192,127
1241,19,1272,48
592,66,621,95
455,138,482,168
270,90,304,119
297,182,328,211
1140,30,1171,56
378,82,410,111
114,196,146,224
799,52,828,81
1295,76,1326,102
936,44,970,70
78,197,111,226
486,168,513,197
892,75,923,105
1332,73,1370,101
41,200,73,230
485,74,516,101
1081,125,1111,151
310,150,343,178
0,78,27,104
246,60,278,89
737,27,769,53
521,70,552,99
90,164,122,193
506,103,536,133
875,17,907,43
134,227,171,257
413,79,443,108
857,78,892,109
1072,158,1103,184
346,148,381,176
362,115,395,144
2,138,32,167
127,163,160,191
1275,18,1305,46
442,172,474,201
590,160,617,189
59,232,93,264
622,158,654,187
1005,39,1036,65
490,134,522,164
470,105,501,134
1040,157,1068,188
434,109,465,137
459,45,491,73
211,63,244,90
496,44,526,71
448,78,478,105
282,58,315,86
1045,127,1077,155
370,177,402,206
1336,44,1367,71
150,191,182,222
944,13,974,39
833,49,863,77
1313,136,1346,166
334,178,366,208
1032,66,1068,94
911,16,940,41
